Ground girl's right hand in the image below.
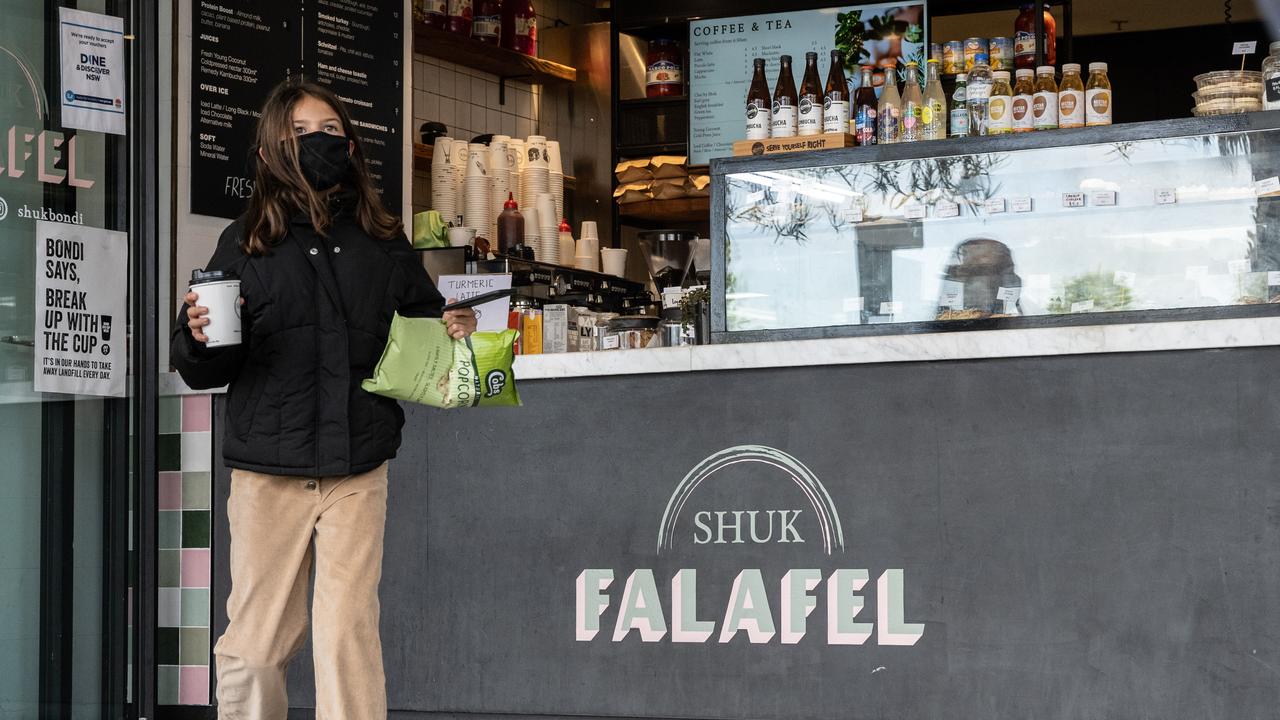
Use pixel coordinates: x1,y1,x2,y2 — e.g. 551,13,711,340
185,291,210,343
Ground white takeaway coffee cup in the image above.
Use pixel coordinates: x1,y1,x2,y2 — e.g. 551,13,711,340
190,268,242,347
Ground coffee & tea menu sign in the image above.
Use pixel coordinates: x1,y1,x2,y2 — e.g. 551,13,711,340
190,0,404,219
34,221,128,397
689,2,927,164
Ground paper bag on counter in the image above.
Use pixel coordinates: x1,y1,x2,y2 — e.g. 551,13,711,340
613,182,652,204
615,158,653,184
650,177,690,200
688,175,711,198
650,155,689,179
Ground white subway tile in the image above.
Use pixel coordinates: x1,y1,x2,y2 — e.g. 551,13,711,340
471,104,487,130
487,80,500,107
422,62,440,93
469,75,487,104
487,108,502,134
502,113,517,137
438,97,456,128
436,68,454,97
517,116,533,138
516,88,532,119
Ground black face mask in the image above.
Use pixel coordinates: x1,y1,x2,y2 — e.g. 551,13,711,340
291,131,350,191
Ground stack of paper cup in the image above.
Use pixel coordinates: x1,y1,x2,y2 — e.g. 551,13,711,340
575,220,600,272
488,137,511,242
463,143,490,233
451,141,469,225
522,205,541,259
430,137,458,226
547,140,564,222
521,135,550,220
536,193,559,265
508,139,526,216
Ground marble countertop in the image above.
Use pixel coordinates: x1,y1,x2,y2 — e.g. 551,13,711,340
512,317,1280,380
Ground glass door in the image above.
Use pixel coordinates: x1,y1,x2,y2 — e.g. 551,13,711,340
0,0,137,716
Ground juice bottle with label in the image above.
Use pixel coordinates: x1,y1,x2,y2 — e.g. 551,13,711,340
966,53,993,136
853,65,878,145
772,55,799,138
950,73,969,137
923,59,947,140
1058,63,1086,128
645,40,683,97
1033,65,1058,130
418,0,449,30
1012,68,1035,132
797,52,824,136
1085,62,1112,126
1014,3,1057,69
987,71,1013,134
900,61,924,142
824,50,851,134
745,58,772,140
877,63,902,144
447,0,473,36
472,0,501,44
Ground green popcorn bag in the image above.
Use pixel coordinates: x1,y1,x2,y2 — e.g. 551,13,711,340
361,313,521,409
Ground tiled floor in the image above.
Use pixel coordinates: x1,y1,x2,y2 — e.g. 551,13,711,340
157,393,214,705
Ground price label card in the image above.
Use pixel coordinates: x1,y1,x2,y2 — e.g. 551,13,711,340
1070,299,1095,313
880,301,903,315
985,197,1007,214
939,280,964,309
996,286,1021,314
1062,192,1086,208
1254,176,1280,196
904,203,927,220
843,297,865,313
1011,197,1033,213
843,207,864,223
1228,259,1252,275
602,335,621,350
1186,266,1209,280
1155,188,1177,205
1091,190,1117,207
935,200,960,218
1269,271,1280,286
1234,41,1258,55
1113,271,1136,288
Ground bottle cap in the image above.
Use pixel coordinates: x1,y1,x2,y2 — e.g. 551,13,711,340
1088,62,1108,72
831,49,843,59
780,54,792,63
1063,62,1082,73
927,58,940,64
1037,65,1055,74
994,70,1010,81
559,218,571,233
504,191,518,210
906,60,918,67
1016,68,1034,78
806,51,818,61
754,57,766,66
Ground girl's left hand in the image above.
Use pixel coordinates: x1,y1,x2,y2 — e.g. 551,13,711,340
443,301,478,339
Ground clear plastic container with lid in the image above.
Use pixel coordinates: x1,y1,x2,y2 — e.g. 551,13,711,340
1085,62,1112,126
1263,42,1280,110
1058,62,1085,128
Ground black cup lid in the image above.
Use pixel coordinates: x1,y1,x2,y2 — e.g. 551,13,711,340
191,268,238,283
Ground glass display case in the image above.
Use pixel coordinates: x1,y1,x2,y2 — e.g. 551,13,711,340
710,114,1280,342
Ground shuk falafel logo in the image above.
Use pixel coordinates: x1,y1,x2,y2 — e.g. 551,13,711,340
576,446,924,646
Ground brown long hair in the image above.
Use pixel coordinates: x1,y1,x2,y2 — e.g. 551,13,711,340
241,79,402,255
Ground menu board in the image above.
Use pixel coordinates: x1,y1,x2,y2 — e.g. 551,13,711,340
689,2,927,165
190,0,404,219
303,0,404,217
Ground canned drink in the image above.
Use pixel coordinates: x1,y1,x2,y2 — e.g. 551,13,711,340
943,40,963,75
989,37,1014,71
929,43,943,65
964,37,989,72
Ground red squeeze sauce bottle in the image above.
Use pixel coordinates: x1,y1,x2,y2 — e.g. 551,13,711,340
497,192,523,255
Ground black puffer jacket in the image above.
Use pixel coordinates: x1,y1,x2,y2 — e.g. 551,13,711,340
171,198,444,477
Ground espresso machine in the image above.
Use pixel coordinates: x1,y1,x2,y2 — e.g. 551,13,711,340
637,229,703,346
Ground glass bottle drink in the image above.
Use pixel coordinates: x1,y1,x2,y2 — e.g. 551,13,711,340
900,61,924,142
987,71,1013,135
877,63,902,144
1012,68,1035,132
447,0,473,36
824,50,851,134
1085,62,1112,126
1058,62,1085,128
745,58,772,140
1033,65,1059,130
923,59,947,140
1014,3,1057,69
472,0,501,44
966,53,993,136
853,65,878,145
505,0,536,56
797,52,824,136
950,73,970,137
419,0,449,30
772,55,799,138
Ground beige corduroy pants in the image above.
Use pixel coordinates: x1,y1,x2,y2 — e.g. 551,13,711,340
213,463,388,720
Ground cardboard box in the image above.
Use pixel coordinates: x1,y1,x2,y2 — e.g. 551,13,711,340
732,133,855,157
521,310,543,355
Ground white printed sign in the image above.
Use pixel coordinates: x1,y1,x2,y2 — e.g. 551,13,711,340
35,221,127,397
1233,41,1258,55
59,8,127,135
437,273,513,332
904,203,927,220
1091,190,1117,207
934,201,960,218
1155,188,1177,205
985,198,1007,214
1011,197,1033,213
1062,192,1085,208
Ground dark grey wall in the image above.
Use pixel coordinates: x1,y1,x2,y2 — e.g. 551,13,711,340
217,346,1280,718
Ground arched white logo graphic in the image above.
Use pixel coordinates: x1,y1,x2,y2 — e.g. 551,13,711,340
657,445,846,555
0,196,8,221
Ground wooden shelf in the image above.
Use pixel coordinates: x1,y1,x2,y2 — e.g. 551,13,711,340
619,96,689,107
618,197,709,225
412,23,576,85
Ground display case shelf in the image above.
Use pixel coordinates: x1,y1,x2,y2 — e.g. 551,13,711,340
412,23,577,86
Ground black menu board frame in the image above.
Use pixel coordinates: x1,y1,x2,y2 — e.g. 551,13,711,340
190,0,405,220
